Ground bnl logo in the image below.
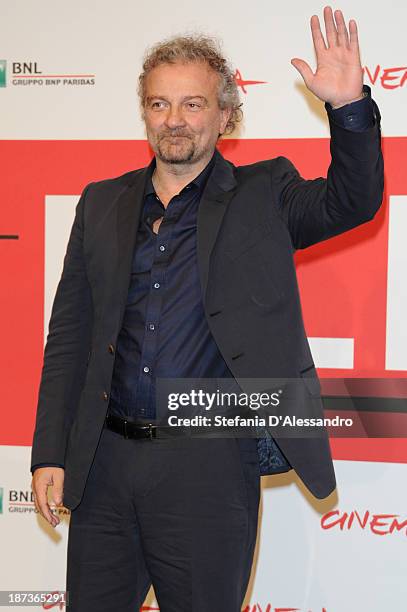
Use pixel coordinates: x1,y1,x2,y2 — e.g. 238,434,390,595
0,60,6,87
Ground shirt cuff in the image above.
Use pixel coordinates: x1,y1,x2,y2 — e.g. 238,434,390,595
325,84,376,132
31,463,64,474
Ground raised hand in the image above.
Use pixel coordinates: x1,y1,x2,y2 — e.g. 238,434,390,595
291,6,364,109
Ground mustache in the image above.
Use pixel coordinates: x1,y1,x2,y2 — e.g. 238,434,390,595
158,131,192,139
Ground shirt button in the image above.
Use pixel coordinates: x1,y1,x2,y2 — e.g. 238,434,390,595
143,366,150,373
149,323,155,331
159,245,166,252
103,391,109,401
108,344,115,354
153,282,160,289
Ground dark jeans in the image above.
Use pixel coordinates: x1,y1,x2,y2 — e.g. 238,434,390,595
66,425,261,611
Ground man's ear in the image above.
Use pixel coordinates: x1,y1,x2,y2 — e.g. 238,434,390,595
219,107,232,135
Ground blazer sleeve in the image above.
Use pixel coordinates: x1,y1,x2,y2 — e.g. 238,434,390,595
31,463,65,474
270,97,384,250
30,184,94,470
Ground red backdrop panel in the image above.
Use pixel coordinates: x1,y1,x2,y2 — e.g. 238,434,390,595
1,138,406,462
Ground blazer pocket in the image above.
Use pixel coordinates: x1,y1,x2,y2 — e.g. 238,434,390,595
225,221,274,261
245,260,283,309
225,223,283,310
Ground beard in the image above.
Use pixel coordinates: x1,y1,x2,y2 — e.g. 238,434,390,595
154,131,204,165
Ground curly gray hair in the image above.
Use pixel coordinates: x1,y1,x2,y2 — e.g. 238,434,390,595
138,34,242,135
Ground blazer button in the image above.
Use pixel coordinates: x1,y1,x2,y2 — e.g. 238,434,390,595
108,344,115,354
103,391,109,401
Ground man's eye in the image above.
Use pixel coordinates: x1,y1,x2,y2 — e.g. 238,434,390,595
187,103,201,109
151,101,165,109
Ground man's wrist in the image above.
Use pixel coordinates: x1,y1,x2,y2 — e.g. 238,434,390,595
330,90,367,109
324,85,376,132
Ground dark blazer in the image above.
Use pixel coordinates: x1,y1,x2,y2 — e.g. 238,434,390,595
31,104,384,510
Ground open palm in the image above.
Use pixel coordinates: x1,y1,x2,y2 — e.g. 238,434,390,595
291,6,364,109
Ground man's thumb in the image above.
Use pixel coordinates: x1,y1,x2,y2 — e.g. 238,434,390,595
291,58,313,87
52,483,64,506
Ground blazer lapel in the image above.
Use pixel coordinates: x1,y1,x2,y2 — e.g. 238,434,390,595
113,148,237,324
114,163,152,324
197,148,237,301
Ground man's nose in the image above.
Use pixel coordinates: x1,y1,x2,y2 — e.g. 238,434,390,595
164,106,186,128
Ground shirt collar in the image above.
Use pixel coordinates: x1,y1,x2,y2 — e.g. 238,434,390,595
144,150,217,197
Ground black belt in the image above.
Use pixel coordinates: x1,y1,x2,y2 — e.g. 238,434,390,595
104,413,182,439
104,412,244,440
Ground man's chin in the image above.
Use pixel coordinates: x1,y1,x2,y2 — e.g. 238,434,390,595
157,146,196,164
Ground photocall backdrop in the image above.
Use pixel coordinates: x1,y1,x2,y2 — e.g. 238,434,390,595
1,1,406,610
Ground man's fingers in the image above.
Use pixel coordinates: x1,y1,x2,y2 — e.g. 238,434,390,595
310,15,327,54
334,9,349,48
349,19,360,50
52,475,64,507
323,6,338,48
35,483,59,526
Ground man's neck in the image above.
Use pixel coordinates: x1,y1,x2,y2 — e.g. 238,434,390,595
152,151,215,201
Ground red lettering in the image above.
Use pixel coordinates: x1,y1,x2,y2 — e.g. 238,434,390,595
363,65,381,85
241,606,328,612
381,67,407,89
321,509,407,535
389,517,407,535
349,510,369,530
42,602,64,611
321,510,348,530
370,513,398,535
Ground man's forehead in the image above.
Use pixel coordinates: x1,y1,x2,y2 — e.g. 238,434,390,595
146,60,218,83
144,62,220,102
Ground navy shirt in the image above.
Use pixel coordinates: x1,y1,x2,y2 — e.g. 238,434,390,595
108,151,237,421
31,88,375,473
